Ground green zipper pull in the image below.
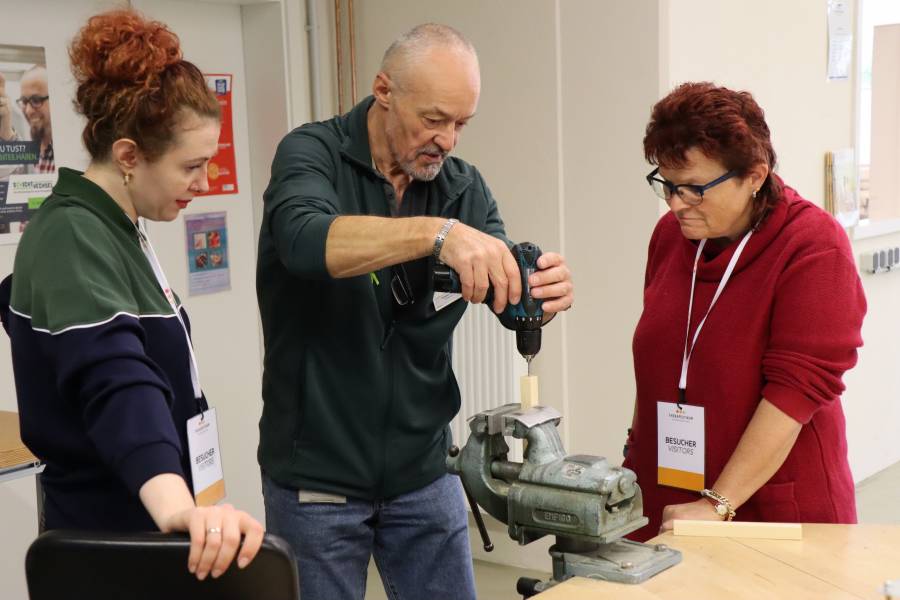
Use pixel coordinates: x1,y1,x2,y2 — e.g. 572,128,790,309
370,272,380,286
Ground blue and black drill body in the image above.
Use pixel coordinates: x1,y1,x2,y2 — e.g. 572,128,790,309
433,242,545,365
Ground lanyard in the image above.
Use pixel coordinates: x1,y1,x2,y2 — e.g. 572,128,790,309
679,230,753,399
135,221,203,403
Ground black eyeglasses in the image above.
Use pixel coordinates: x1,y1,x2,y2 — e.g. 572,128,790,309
646,167,737,206
16,95,49,110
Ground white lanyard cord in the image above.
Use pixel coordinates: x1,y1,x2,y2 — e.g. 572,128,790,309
679,229,754,394
136,221,203,401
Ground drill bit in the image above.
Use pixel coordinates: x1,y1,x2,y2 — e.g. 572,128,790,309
526,355,533,376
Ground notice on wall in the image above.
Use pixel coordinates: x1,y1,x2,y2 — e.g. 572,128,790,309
0,44,56,245
827,0,852,80
185,212,230,296
202,74,238,196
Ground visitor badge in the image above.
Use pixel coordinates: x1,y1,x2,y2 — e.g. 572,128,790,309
657,401,705,491
186,408,226,506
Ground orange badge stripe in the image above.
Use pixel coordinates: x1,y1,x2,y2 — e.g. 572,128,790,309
658,466,704,491
195,479,226,507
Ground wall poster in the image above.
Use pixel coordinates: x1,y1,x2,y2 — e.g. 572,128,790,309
185,211,230,296
202,73,238,196
0,44,56,245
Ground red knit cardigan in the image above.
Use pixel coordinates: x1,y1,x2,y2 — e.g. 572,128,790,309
624,182,866,541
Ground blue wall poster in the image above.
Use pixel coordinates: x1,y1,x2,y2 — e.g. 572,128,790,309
185,211,230,296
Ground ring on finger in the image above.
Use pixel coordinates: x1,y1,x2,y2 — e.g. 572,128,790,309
207,527,222,535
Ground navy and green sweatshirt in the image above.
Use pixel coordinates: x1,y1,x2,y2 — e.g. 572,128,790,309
257,96,510,499
0,168,203,531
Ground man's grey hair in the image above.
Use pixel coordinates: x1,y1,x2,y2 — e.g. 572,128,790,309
380,23,477,89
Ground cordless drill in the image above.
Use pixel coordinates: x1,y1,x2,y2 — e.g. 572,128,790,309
433,242,544,372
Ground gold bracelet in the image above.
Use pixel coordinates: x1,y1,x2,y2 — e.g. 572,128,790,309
700,488,736,521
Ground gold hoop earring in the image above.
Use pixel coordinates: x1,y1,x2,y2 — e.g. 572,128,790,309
123,172,132,186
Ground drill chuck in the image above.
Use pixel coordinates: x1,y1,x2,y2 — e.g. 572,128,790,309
516,329,541,360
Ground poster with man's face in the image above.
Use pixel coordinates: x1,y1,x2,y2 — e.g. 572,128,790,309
0,44,56,245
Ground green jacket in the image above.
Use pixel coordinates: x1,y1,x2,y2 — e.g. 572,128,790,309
257,97,509,499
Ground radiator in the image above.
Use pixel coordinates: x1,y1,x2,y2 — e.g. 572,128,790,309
451,305,527,461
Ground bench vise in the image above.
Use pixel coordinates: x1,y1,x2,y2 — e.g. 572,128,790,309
446,404,681,596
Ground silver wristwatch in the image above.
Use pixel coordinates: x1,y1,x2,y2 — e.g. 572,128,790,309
432,218,458,261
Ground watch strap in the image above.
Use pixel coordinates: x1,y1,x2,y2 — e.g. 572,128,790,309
432,218,458,261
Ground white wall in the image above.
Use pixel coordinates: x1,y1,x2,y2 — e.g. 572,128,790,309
240,1,290,247
0,1,267,597
558,0,663,468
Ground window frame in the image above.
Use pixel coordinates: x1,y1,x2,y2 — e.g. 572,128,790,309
853,0,900,239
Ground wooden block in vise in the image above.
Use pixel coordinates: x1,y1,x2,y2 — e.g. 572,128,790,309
520,375,540,409
673,519,802,540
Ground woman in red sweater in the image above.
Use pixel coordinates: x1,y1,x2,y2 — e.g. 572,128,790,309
623,82,866,541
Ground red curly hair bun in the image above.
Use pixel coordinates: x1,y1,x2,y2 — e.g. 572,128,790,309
69,9,219,161
69,9,181,87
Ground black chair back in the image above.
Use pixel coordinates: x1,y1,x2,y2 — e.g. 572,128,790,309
25,529,299,600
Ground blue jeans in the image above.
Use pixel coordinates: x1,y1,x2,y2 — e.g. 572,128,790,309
262,472,476,600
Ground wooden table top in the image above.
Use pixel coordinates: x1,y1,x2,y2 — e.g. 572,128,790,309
535,524,900,599
0,410,37,471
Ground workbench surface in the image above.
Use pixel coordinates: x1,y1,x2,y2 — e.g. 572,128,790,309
535,524,900,599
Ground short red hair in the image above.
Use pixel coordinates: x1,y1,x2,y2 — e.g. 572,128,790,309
69,9,220,161
643,82,781,226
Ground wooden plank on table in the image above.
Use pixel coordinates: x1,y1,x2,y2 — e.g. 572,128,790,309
0,410,37,470
674,519,802,540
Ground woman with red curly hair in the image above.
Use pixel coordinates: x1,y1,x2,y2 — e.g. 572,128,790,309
623,82,866,540
0,9,263,579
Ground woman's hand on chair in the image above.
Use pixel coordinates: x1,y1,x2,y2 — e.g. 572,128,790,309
175,503,265,580
139,473,265,580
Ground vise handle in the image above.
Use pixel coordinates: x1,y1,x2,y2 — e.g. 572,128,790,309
449,445,494,552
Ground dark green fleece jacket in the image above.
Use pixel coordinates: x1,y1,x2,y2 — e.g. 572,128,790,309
256,97,509,499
